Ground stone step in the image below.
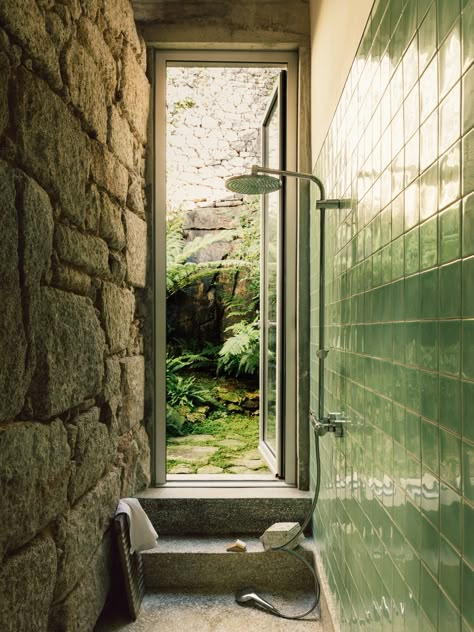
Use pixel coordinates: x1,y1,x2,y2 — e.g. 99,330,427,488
137,488,313,536
142,536,316,593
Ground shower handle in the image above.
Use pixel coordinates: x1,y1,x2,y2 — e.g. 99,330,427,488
311,411,351,438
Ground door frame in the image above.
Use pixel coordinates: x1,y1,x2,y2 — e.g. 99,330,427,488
152,49,298,486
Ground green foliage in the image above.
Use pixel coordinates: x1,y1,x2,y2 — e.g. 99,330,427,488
217,316,260,376
166,213,240,297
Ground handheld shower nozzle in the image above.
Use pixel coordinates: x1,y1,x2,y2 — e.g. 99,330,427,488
235,587,280,616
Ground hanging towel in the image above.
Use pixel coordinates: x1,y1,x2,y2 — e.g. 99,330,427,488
115,498,159,553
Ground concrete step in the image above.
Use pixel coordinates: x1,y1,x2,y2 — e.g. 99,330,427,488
142,536,316,593
137,488,312,536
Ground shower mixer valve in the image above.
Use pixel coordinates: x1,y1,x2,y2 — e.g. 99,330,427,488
312,412,351,438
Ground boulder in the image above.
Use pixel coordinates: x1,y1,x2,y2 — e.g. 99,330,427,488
119,355,145,433
125,209,147,287
100,282,135,353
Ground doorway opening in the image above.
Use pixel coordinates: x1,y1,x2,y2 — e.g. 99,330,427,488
153,51,298,486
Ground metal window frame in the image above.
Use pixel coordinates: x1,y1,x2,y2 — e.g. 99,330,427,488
153,49,298,486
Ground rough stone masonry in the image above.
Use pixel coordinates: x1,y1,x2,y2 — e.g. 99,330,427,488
0,1,151,630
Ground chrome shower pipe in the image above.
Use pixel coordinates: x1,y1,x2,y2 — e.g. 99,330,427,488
250,165,329,424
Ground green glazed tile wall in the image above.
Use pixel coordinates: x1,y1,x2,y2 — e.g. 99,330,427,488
309,0,474,630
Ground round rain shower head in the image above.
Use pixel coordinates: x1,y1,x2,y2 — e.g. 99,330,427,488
225,173,281,195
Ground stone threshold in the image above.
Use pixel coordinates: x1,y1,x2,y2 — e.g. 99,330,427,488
138,483,311,499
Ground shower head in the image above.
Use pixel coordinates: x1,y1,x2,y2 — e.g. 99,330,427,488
225,173,281,195
235,587,280,616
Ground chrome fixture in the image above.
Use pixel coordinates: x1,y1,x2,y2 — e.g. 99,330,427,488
310,411,351,438
235,588,280,616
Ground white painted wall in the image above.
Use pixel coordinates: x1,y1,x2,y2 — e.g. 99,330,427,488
310,0,373,163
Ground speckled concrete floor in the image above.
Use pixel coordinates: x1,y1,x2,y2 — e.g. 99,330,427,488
95,591,325,632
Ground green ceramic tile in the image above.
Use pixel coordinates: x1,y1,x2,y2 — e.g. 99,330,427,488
463,321,474,379
463,128,474,196
392,279,405,320
420,563,439,628
392,193,405,238
420,216,438,269
439,320,462,375
402,0,418,51
418,0,433,25
392,235,405,278
463,439,474,502
393,402,406,445
440,427,462,490
422,514,440,576
405,274,421,319
421,370,439,421
407,410,422,457
463,380,474,442
422,418,439,472
439,141,461,210
439,375,462,435
420,268,439,319
420,108,439,172
464,500,474,567
419,0,437,71
464,190,474,257
439,261,462,317
437,0,461,44
439,590,462,630
440,536,462,605
463,0,474,71
405,132,420,185
420,321,439,370
381,244,392,282
439,82,461,154
404,37,419,99
406,499,422,549
439,202,461,263
406,321,420,365
463,559,474,628
463,256,474,316
420,56,439,123
405,83,420,142
463,64,474,135
439,20,462,100
440,484,462,549
393,322,405,362
419,161,439,220
407,365,421,411
405,227,420,274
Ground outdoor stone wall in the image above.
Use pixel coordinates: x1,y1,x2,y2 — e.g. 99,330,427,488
0,1,150,631
167,66,278,210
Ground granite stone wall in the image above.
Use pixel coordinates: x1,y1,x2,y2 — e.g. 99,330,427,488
0,1,150,630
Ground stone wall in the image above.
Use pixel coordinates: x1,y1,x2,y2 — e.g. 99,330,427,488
0,1,150,631
167,66,278,209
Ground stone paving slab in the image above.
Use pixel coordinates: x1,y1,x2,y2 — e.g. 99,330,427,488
167,445,219,464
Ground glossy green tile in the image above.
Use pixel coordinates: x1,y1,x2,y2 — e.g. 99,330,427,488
404,37,419,99
439,19,462,100
463,128,474,196
405,132,420,186
405,82,420,142
439,590,462,630
440,427,462,490
463,0,474,71
392,235,405,278
419,161,439,220
381,244,392,282
407,365,421,411
439,202,461,263
463,256,474,316
464,190,474,257
420,268,439,319
393,322,405,362
392,279,405,320
463,380,474,442
405,273,421,319
440,484,462,549
463,64,474,135
464,500,474,567
393,402,407,446
392,192,405,238
420,108,439,172
407,410,422,457
438,0,461,44
420,563,439,628
463,559,474,628
463,439,474,502
439,141,461,210
422,514,440,576
439,320,462,375
406,499,423,549
421,370,439,421
420,321,439,370
440,536,462,605
420,54,438,123
439,82,461,155
405,227,420,274
439,375,462,435
463,321,474,379
420,216,438,269
439,261,462,317
406,321,420,365
419,0,437,71
422,418,439,472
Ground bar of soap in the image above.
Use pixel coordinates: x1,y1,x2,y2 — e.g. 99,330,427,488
226,539,247,552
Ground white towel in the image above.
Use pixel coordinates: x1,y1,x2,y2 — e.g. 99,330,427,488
115,498,159,553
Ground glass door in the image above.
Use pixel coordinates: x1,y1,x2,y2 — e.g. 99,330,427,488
259,72,287,477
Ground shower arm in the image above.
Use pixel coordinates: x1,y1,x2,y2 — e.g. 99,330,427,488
250,165,334,427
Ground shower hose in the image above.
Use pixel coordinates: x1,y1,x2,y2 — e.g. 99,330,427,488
263,423,322,620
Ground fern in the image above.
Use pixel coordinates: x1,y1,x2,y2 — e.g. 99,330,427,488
217,317,260,376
